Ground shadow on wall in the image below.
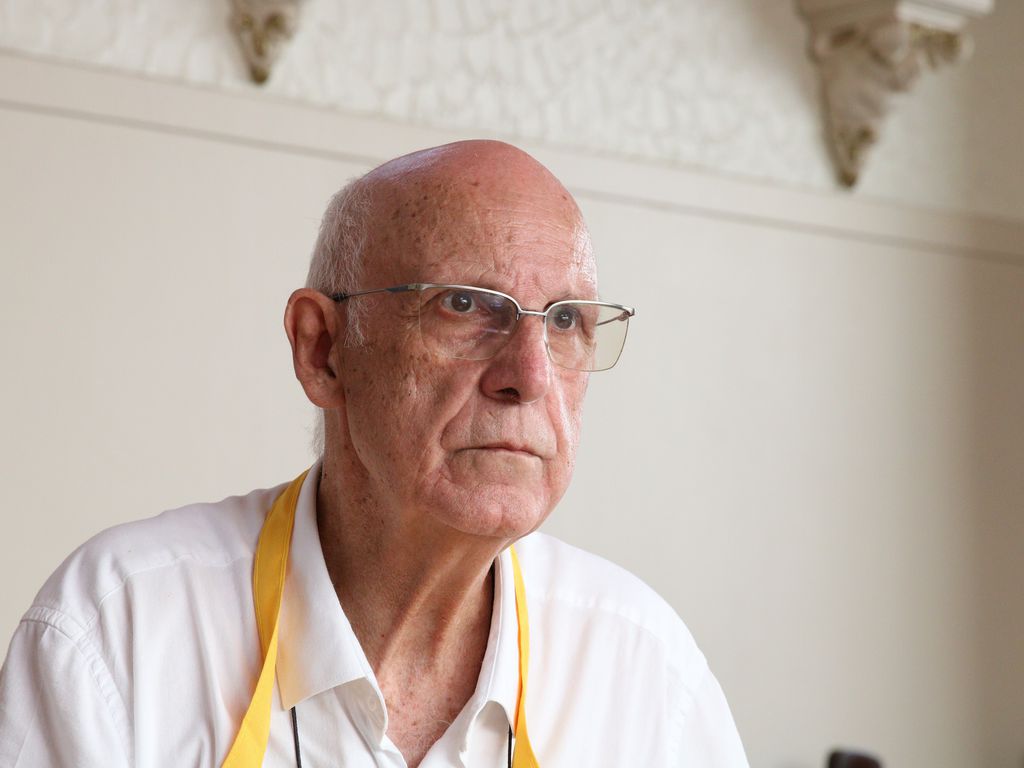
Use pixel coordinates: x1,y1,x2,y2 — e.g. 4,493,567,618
966,253,1024,767
963,5,1024,768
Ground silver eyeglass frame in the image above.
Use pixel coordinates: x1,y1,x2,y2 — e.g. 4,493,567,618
329,282,635,371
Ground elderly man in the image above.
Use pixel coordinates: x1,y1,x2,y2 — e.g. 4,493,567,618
0,141,747,767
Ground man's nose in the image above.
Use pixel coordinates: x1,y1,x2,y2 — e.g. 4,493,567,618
479,315,552,404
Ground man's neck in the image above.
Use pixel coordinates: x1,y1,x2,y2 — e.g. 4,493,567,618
314,463,501,766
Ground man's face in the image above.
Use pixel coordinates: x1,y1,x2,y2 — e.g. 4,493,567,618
332,166,596,541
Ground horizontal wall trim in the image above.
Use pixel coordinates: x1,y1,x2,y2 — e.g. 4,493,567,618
2,49,1022,266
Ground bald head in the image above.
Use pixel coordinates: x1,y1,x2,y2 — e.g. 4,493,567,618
307,140,595,312
362,140,576,202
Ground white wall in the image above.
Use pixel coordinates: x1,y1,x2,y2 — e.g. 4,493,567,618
2,52,1023,768
1,0,1023,220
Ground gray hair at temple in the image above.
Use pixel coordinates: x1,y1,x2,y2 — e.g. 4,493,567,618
305,177,374,455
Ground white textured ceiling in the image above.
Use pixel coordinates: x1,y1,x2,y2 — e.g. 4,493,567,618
1,0,1021,221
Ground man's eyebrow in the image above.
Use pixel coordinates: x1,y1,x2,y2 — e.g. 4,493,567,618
538,292,599,309
424,280,599,304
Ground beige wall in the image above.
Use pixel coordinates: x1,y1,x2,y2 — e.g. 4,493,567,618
2,53,1023,768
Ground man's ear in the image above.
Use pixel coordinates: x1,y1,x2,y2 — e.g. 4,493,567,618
284,288,347,408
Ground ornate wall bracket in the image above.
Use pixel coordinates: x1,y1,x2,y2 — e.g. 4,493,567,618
798,0,993,187
228,0,306,84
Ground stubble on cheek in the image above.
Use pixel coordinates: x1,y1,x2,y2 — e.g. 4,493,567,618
341,330,438,487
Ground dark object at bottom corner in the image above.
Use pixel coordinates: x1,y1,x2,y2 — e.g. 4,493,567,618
828,749,882,768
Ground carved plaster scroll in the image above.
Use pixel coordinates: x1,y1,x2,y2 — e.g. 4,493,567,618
228,0,305,84
799,0,993,187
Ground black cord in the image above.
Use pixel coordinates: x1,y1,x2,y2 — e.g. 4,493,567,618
291,706,303,768
290,703,513,767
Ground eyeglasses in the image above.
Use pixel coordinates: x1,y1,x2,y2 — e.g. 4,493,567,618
330,283,635,372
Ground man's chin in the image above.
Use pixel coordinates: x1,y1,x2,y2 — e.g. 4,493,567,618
449,447,545,484
429,483,553,542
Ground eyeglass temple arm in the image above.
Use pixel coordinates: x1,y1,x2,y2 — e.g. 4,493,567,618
329,284,427,303
594,308,635,327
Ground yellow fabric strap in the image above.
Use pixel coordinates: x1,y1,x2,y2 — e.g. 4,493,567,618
222,470,540,767
509,545,539,768
222,470,307,768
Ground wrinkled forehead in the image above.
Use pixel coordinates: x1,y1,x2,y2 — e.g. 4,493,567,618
360,160,597,301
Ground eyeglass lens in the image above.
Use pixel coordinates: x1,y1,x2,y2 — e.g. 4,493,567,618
415,287,629,372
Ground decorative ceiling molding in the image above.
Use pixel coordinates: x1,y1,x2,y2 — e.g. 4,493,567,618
228,0,306,84
798,0,993,187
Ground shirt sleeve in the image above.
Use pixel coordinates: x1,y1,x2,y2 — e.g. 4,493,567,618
0,611,132,768
673,664,750,767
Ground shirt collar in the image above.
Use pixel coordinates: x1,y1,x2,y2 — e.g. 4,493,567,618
469,544,520,732
277,463,375,710
275,462,522,733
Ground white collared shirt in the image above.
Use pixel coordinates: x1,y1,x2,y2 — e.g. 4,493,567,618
0,467,748,767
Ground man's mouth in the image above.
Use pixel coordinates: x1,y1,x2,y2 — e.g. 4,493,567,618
469,443,543,458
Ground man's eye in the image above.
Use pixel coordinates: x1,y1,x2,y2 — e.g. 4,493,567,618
551,307,580,331
442,291,477,313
